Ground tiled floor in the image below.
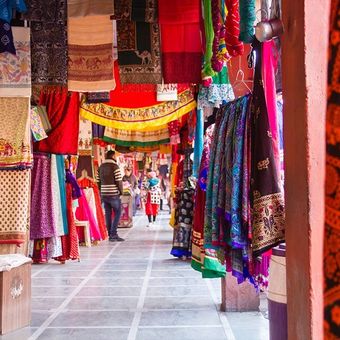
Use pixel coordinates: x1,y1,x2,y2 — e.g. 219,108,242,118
1,213,269,340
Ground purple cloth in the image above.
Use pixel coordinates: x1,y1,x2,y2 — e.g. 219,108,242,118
92,123,105,140
30,153,57,239
66,170,82,199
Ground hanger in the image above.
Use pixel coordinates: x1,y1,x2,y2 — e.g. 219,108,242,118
232,57,253,94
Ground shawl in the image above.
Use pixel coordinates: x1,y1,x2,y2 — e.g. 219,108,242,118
30,106,48,142
251,39,285,256
0,169,30,244
30,21,68,86
0,19,15,54
0,97,32,169
80,63,196,131
68,15,115,92
56,155,68,235
192,109,204,178
68,0,114,17
103,125,170,147
0,27,31,96
324,1,340,337
23,0,66,22
158,0,201,83
131,0,158,22
115,0,161,84
34,89,80,155
78,118,93,154
87,92,110,103
30,153,57,240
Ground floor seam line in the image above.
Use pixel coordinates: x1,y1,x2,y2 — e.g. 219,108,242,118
28,215,141,340
127,227,159,340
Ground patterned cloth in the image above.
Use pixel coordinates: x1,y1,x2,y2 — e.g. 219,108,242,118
78,118,93,154
0,169,30,244
30,153,57,240
68,15,115,92
131,0,158,22
0,97,32,169
30,21,68,86
23,0,66,22
115,0,161,84
0,27,31,96
86,92,110,103
324,1,340,338
250,39,285,256
30,107,48,142
0,19,15,54
68,0,114,17
103,125,170,147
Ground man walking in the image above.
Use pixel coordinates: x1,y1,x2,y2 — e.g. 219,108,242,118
97,150,124,242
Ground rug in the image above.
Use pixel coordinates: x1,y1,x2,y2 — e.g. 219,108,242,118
68,15,115,92
0,170,30,244
0,97,32,169
115,0,161,84
0,27,31,96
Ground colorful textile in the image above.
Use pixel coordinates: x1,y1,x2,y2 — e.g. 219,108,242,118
30,107,48,142
87,92,110,103
56,155,68,235
0,19,15,54
34,89,80,155
0,26,31,96
325,1,340,337
0,0,27,23
193,109,204,178
104,125,170,147
31,21,68,86
171,188,195,258
158,0,201,83
68,0,114,17
251,39,285,256
78,118,93,153
23,0,66,22
80,84,196,131
68,15,115,92
0,169,30,244
115,0,161,84
76,155,94,179
0,97,32,169
198,66,235,109
168,120,181,145
76,189,102,242
78,177,108,240
30,153,57,240
131,0,158,22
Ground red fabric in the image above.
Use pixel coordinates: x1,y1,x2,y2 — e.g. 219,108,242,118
225,0,244,57
158,0,202,84
55,183,80,262
110,61,189,107
158,0,200,24
34,89,80,155
78,178,108,240
145,193,159,216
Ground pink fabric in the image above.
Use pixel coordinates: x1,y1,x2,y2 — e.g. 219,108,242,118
262,41,280,170
76,189,102,242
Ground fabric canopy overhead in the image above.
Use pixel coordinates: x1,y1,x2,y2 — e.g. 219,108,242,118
103,125,170,147
80,62,196,131
158,0,202,84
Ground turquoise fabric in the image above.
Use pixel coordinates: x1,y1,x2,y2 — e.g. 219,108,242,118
193,109,204,179
56,155,68,235
0,0,27,23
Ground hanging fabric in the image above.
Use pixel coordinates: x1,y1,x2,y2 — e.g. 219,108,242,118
0,26,31,96
114,0,161,85
0,19,16,54
34,89,80,155
23,0,66,22
0,169,30,245
68,15,115,92
0,97,32,169
68,0,114,17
